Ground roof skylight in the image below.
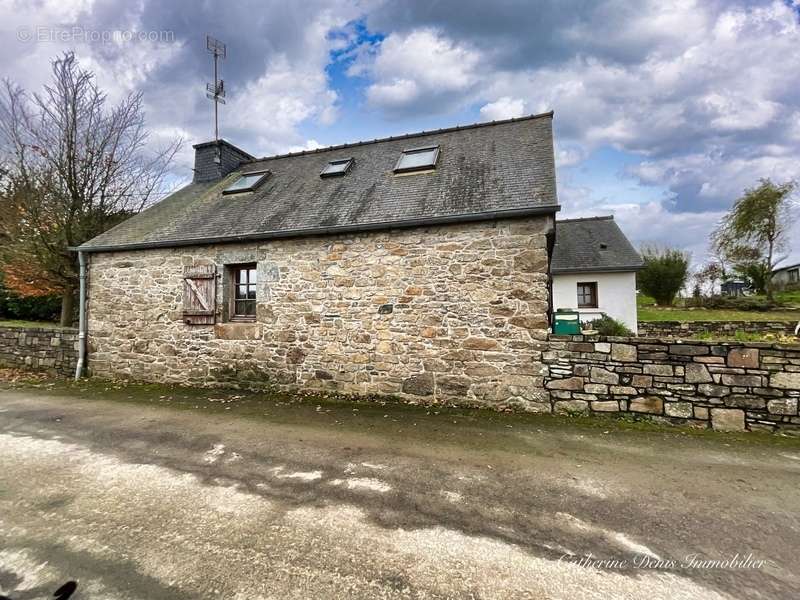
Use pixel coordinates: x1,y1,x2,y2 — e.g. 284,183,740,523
394,145,439,173
320,158,353,178
222,170,270,195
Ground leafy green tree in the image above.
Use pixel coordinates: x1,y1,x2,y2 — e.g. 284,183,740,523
712,178,797,302
637,246,691,306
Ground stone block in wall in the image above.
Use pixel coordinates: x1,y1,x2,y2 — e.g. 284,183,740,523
669,344,709,356
611,344,637,362
697,383,730,397
720,374,762,387
727,348,759,369
590,367,618,384
695,356,725,364
665,402,693,418
770,372,800,390
436,375,471,397
710,408,745,432
767,398,798,415
694,406,709,420
644,364,673,376
585,383,608,394
567,342,595,353
753,387,784,397
402,373,434,396
684,363,713,383
723,395,766,410
610,386,636,396
591,400,619,412
546,377,584,391
629,396,664,414
555,399,589,414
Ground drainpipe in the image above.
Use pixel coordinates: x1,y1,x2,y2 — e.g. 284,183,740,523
74,251,87,380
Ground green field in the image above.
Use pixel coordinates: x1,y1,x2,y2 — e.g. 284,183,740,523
638,292,800,323
0,319,64,329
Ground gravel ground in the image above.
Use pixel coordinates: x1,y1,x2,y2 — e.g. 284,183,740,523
0,383,798,599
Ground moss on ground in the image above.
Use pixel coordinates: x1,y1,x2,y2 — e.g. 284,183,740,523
3,373,799,451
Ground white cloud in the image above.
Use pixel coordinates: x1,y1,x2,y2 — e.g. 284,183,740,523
479,97,525,121
286,139,325,153
361,1,800,226
1,0,361,173
226,54,339,156
363,28,482,114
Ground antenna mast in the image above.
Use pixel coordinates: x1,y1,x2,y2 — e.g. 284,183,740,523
205,35,227,142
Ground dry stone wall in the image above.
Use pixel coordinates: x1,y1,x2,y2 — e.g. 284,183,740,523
544,335,800,433
87,217,553,410
0,326,79,376
638,320,798,339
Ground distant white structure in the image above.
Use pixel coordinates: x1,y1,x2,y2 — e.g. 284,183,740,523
772,262,800,290
551,216,643,333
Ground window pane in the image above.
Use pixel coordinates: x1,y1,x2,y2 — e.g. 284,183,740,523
236,285,248,299
248,268,257,283
247,287,256,300
320,158,353,177
237,269,247,284
577,283,597,307
396,147,438,171
223,172,268,193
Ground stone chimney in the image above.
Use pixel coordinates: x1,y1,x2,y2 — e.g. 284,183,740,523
192,140,255,183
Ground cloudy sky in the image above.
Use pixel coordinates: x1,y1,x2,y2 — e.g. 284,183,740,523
3,0,800,266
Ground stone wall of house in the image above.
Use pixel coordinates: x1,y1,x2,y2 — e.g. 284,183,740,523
86,217,554,410
543,335,800,433
638,320,798,339
0,326,79,376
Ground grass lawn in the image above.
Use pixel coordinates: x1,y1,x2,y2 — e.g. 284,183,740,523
638,306,800,322
769,289,800,307
0,319,64,329
637,293,800,322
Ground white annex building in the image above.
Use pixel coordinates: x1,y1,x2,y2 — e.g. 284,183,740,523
551,216,643,333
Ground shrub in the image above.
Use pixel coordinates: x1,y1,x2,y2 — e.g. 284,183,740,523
0,275,61,322
637,246,690,306
584,314,633,336
701,295,778,312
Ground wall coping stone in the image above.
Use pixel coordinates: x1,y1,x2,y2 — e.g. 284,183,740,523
548,334,800,350
0,325,78,334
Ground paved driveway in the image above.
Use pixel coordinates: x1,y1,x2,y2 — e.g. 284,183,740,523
0,383,798,599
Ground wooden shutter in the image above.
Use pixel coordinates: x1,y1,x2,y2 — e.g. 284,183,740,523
183,265,216,325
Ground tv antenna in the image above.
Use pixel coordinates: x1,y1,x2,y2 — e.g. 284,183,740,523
206,35,226,142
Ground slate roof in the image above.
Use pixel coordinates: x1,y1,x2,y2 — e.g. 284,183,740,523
552,216,643,274
79,112,558,252
773,262,800,273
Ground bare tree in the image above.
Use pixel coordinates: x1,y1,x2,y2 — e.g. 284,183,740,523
0,52,181,325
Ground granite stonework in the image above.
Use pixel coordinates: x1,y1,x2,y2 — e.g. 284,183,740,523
544,335,800,433
638,320,798,338
86,217,554,410
0,326,79,376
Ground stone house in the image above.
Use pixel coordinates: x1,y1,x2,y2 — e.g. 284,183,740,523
76,113,562,410
551,216,643,333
